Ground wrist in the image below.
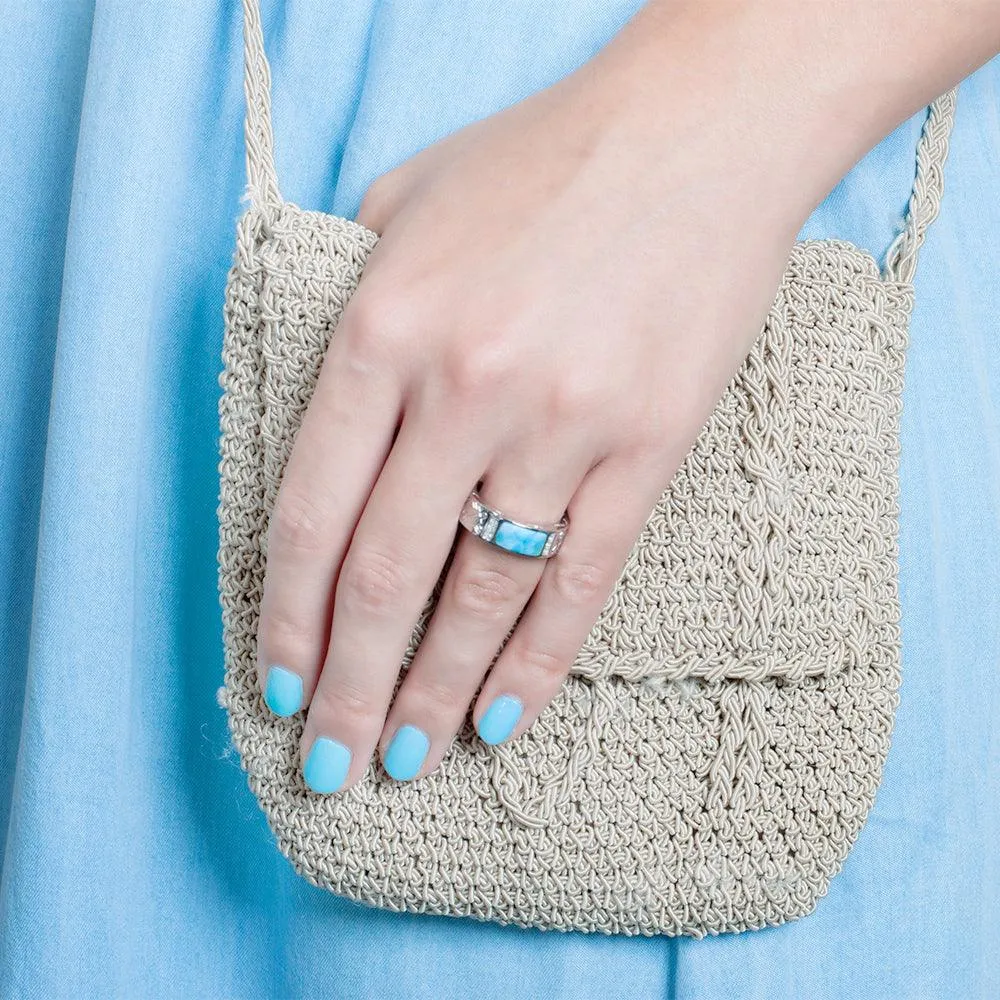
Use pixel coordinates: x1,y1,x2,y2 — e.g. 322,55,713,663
578,0,998,229
572,5,850,235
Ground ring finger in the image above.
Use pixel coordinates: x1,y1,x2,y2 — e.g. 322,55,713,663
374,453,585,782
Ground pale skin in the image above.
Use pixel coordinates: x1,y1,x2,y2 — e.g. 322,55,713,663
256,1,1000,791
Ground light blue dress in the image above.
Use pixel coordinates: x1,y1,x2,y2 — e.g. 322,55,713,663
2,3,998,998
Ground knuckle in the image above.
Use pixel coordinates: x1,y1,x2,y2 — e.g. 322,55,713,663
634,402,680,453
644,398,672,440
627,429,665,463
551,557,607,606
312,674,383,728
269,486,329,553
340,289,397,362
342,279,423,361
441,342,511,399
404,675,464,717
618,404,671,461
337,545,410,617
546,375,604,421
635,415,688,473
258,603,314,655
517,643,569,686
450,561,525,619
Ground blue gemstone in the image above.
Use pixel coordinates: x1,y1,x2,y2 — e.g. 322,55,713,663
494,520,547,556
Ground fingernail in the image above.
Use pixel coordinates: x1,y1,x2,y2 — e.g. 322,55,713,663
303,737,352,794
383,724,429,781
477,694,523,745
264,665,303,716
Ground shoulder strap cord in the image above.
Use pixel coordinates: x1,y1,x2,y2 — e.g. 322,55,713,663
240,0,958,270
242,0,282,213
883,87,958,283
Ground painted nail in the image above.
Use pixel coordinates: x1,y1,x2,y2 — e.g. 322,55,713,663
264,665,303,717
303,737,352,794
477,694,523,745
383,724,430,781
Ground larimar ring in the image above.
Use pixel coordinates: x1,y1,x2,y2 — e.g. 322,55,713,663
458,489,569,559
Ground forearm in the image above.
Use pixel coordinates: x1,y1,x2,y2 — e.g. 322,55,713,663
575,0,1000,232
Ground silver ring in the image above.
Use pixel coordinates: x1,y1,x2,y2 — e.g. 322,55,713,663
458,489,569,559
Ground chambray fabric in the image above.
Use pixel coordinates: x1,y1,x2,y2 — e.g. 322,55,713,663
1,2,997,998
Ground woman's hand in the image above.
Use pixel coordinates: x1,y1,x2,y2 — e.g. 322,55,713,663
253,4,841,793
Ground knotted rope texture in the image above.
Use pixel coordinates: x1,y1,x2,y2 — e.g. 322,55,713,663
218,0,958,935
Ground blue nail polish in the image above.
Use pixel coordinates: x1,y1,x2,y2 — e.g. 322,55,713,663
303,737,352,794
477,694,523,745
383,724,430,781
264,665,303,717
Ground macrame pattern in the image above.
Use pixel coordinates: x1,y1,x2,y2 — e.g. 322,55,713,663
217,0,958,935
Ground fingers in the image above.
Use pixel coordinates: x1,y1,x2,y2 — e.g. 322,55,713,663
375,459,581,780
472,454,665,744
297,407,487,792
258,274,668,794
256,312,403,718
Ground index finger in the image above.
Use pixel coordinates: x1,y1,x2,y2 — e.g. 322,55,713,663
256,313,400,717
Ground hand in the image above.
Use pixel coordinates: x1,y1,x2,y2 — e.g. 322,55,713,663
254,6,828,793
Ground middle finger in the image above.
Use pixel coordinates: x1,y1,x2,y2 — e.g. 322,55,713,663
298,406,484,794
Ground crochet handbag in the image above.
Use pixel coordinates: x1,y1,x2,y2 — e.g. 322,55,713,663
217,0,958,936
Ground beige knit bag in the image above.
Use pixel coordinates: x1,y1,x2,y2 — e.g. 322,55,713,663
217,0,958,936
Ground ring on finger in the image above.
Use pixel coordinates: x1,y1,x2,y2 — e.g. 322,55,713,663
458,488,569,559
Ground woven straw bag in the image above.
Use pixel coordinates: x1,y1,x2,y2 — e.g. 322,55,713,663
217,0,958,936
